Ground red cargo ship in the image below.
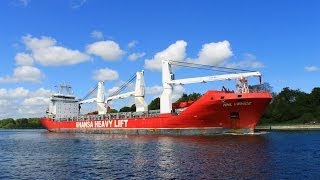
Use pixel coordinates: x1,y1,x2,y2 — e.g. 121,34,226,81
41,60,272,135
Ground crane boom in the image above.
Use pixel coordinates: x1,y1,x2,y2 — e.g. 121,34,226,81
106,91,135,102
168,71,261,85
105,71,148,112
79,98,96,104
78,71,147,114
160,60,263,114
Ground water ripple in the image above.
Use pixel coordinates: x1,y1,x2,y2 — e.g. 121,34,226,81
0,130,319,179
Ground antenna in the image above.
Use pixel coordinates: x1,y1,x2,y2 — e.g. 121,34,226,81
57,82,73,95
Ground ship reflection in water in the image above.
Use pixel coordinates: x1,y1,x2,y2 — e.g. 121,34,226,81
128,135,271,179
0,130,319,179
41,133,272,179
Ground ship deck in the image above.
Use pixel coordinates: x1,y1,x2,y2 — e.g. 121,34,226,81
46,109,171,122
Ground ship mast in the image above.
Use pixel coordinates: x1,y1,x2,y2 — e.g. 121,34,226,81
160,60,174,114
56,83,73,95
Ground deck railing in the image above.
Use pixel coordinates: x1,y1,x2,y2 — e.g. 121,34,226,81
48,109,165,122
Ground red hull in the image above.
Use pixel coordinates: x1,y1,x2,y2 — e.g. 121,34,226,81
41,91,272,135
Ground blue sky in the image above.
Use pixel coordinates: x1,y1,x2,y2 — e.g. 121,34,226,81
0,0,319,118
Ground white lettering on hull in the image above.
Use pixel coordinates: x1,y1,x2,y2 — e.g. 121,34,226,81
76,121,94,128
76,120,128,129
223,101,252,107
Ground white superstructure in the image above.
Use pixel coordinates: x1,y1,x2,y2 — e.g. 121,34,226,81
47,84,79,119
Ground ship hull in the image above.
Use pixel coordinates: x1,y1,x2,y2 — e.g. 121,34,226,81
41,91,272,135
40,127,254,135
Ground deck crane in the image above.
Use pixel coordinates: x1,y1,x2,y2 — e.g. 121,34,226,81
105,71,148,113
79,81,106,114
79,71,148,115
160,60,263,114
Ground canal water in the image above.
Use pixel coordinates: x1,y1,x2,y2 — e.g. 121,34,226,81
0,130,319,179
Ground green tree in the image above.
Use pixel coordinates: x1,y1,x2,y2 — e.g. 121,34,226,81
119,106,131,112
249,82,273,92
260,86,320,124
148,97,160,110
130,104,136,112
16,118,29,128
27,118,42,128
176,93,188,102
4,122,16,129
119,104,136,112
109,109,118,113
311,87,320,106
0,118,16,128
310,87,320,120
0,118,42,129
175,93,202,103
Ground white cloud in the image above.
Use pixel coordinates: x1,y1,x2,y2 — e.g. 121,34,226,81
146,85,163,95
103,80,135,98
0,99,10,107
172,85,185,102
70,0,87,9
115,80,135,90
144,40,187,71
20,0,30,6
0,99,13,119
144,40,261,72
105,86,120,97
235,53,264,68
30,88,53,97
22,97,49,106
226,54,264,69
128,52,146,61
13,66,43,83
0,87,29,99
23,35,56,50
128,40,138,48
15,52,34,66
91,30,104,39
32,47,90,66
11,0,30,7
22,34,90,66
227,60,264,69
304,66,320,72
143,40,264,73
86,40,125,61
0,66,44,83
93,68,119,81
0,87,54,119
145,84,184,102
192,40,233,65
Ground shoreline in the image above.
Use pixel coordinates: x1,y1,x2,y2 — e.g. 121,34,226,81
255,124,320,131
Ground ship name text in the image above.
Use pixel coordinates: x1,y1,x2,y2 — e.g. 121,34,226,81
76,119,128,128
222,101,252,107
